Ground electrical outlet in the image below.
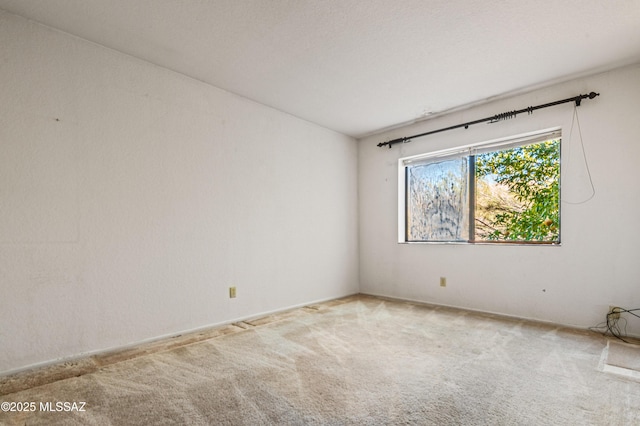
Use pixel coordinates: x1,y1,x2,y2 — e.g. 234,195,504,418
440,277,447,287
609,306,621,319
229,286,237,298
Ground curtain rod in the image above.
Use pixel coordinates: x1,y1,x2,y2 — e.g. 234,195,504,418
377,92,600,148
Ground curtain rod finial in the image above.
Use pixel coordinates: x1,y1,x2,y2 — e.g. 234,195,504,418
576,92,600,107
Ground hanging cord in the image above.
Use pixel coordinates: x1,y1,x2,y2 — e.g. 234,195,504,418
563,105,596,204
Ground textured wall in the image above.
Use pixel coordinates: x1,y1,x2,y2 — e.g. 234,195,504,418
0,11,358,374
359,64,640,335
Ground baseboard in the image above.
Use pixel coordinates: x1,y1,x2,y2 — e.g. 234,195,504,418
0,292,359,395
359,291,617,338
4,291,631,395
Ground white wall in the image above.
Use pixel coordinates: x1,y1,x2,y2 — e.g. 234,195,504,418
359,64,640,334
0,11,359,375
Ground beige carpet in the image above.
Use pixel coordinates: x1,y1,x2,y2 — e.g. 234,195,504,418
1,295,639,425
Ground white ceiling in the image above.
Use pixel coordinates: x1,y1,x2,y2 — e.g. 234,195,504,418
1,0,639,137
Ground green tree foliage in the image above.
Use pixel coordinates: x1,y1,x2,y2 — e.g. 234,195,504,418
475,140,560,241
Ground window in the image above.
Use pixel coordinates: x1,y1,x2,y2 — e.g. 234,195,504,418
399,129,560,244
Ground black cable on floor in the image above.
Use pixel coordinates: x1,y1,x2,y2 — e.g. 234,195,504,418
601,308,640,344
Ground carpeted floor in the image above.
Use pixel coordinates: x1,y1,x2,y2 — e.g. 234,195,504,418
1,295,638,425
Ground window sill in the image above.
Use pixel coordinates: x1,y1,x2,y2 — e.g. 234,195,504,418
399,241,561,247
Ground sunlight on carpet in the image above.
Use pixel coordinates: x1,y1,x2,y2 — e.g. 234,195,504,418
600,340,640,381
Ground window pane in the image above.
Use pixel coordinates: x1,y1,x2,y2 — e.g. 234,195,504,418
406,158,469,241
475,139,560,242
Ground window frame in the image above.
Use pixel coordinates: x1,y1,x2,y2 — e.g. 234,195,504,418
398,128,562,245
